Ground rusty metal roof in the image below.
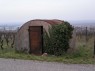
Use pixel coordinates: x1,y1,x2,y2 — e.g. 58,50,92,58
18,19,64,31
33,19,63,25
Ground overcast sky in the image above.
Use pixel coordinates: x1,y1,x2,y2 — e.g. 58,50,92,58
0,0,95,24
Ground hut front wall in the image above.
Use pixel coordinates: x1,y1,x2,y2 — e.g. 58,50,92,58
15,21,51,53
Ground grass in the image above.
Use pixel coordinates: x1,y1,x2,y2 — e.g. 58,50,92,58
0,36,95,64
0,47,95,64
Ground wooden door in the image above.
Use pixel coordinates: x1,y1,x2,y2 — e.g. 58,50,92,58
29,26,43,55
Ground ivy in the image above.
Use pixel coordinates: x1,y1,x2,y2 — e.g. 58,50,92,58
44,21,74,56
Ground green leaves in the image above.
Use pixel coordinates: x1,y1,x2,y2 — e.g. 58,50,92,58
44,21,74,56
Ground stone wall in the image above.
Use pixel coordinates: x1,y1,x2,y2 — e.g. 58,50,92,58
15,20,51,53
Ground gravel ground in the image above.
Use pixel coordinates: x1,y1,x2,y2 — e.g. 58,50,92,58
0,58,95,71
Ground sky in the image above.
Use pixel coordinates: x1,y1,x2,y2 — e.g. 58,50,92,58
0,0,95,25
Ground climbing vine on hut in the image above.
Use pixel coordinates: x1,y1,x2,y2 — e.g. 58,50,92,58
44,21,74,56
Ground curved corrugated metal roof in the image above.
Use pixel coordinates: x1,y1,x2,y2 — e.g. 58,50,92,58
18,19,63,31
33,19,63,25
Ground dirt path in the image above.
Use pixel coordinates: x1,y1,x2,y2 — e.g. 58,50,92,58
0,58,95,71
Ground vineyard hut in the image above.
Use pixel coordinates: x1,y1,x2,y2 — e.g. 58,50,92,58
15,19,76,55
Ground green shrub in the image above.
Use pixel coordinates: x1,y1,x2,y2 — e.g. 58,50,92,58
44,21,74,56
